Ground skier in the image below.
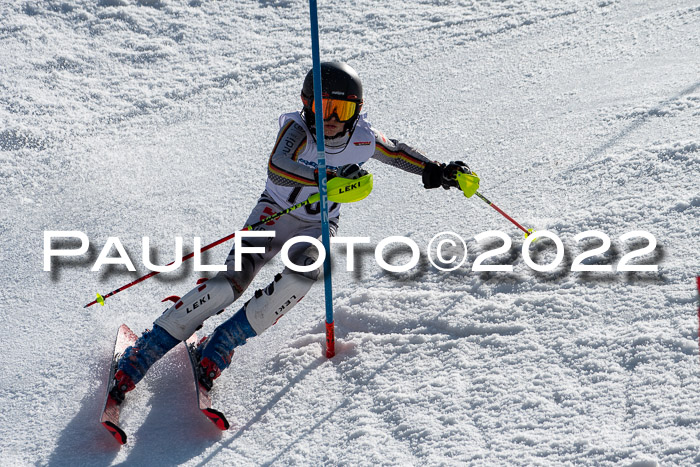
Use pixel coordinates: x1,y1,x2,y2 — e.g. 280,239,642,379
110,62,474,402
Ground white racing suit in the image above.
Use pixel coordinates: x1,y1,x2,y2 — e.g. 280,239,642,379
117,111,434,383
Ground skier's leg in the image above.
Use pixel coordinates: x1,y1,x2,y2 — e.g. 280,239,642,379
198,227,332,383
113,198,285,397
199,269,316,371
112,325,180,399
115,275,237,390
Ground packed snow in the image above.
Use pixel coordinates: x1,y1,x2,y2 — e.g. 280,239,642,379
1,0,699,465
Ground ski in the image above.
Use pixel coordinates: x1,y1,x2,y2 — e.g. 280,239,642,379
185,333,230,430
100,324,138,445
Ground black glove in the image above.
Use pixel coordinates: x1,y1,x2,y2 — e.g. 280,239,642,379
442,161,471,189
422,161,471,190
337,163,368,180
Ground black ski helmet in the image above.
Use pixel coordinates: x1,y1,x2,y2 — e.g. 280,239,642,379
301,62,363,134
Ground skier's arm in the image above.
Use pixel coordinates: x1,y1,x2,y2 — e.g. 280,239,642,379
371,128,432,176
267,121,317,187
371,128,471,189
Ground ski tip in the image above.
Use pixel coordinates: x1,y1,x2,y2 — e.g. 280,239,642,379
203,408,230,430
102,421,128,445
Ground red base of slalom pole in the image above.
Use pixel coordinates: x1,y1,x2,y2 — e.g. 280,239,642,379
325,321,335,358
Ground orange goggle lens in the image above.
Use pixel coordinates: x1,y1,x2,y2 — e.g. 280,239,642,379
311,98,358,122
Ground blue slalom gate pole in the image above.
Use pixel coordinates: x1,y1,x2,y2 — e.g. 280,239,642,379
308,0,335,358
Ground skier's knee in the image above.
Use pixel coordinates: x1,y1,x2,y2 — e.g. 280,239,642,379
155,275,236,341
216,254,257,297
285,242,324,281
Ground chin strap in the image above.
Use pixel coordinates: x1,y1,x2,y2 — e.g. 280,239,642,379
302,108,359,150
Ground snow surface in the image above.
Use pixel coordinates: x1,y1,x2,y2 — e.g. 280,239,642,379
1,0,699,465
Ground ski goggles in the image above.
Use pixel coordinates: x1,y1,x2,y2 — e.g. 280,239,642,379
311,98,359,122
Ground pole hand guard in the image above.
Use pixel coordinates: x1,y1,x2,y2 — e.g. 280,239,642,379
455,171,480,198
308,173,374,204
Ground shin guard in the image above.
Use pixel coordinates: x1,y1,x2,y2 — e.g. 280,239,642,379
244,271,315,335
155,276,236,341
199,270,315,372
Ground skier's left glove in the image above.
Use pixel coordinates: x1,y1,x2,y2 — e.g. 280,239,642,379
422,161,471,190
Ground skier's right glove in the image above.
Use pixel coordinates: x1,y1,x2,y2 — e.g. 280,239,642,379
337,163,368,180
422,161,471,190
314,168,337,183
315,164,368,184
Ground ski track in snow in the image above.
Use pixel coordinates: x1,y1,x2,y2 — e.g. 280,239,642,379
1,0,699,465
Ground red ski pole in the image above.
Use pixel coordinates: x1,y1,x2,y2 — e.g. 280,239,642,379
454,172,533,238
83,195,320,308
474,191,534,238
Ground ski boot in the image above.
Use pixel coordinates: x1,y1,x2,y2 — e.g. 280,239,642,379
195,336,231,391
109,370,135,405
197,356,222,392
